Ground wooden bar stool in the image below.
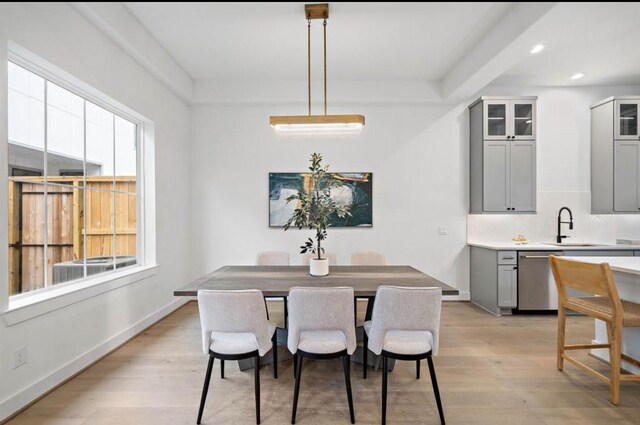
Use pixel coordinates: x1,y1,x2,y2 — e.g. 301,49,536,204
550,256,640,405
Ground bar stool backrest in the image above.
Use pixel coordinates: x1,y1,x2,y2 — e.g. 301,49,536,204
550,256,623,318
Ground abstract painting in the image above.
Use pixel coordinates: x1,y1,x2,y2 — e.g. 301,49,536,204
269,172,373,227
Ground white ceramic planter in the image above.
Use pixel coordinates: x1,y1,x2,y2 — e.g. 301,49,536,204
309,258,329,276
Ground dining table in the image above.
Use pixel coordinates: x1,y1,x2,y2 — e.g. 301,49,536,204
174,265,459,370
174,265,458,296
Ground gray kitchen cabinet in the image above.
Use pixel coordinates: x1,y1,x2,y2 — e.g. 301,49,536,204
614,141,640,212
615,100,640,140
470,96,537,213
497,265,518,308
483,141,509,211
470,246,636,316
591,96,640,213
470,247,517,315
482,99,536,141
509,141,536,211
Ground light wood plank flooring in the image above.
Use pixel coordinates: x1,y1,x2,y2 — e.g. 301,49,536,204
6,302,640,425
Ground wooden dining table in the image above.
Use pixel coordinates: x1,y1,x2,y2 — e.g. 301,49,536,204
174,265,458,370
174,265,459,298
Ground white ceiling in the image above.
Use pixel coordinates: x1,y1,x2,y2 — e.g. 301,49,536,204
124,2,513,81
111,2,640,103
492,2,640,86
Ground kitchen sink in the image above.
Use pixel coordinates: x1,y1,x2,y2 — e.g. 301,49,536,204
543,242,609,247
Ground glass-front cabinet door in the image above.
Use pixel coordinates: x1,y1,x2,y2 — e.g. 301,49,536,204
483,100,508,140
615,100,640,140
511,100,536,140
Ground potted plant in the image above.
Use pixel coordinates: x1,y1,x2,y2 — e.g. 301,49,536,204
284,153,351,276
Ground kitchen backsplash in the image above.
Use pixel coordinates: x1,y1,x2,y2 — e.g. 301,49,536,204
468,192,640,244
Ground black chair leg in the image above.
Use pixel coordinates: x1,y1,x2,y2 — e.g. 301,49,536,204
272,333,278,379
255,356,261,424
291,354,303,424
197,356,214,424
343,355,355,424
416,359,420,379
427,354,445,425
220,359,225,379
284,297,288,329
293,353,298,379
363,333,368,379
382,356,388,425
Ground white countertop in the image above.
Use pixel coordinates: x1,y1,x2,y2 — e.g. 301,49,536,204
564,256,640,277
468,241,640,251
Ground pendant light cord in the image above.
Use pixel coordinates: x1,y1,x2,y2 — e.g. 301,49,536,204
307,19,311,116
323,18,327,116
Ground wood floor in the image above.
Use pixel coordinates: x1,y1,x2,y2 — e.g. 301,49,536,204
6,301,640,425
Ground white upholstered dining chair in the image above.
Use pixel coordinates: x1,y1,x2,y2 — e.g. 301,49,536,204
256,251,290,266
197,290,278,425
363,286,444,425
351,250,387,266
287,287,357,424
256,251,289,326
351,250,387,325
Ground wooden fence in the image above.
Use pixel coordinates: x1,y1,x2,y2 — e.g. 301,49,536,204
8,176,137,296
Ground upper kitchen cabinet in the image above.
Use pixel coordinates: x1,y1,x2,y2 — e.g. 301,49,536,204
615,100,640,139
482,98,536,141
470,96,537,213
591,96,640,213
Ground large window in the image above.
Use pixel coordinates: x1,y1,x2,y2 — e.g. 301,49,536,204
7,60,140,298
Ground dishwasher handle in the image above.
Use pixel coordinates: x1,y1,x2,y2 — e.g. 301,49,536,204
520,254,564,259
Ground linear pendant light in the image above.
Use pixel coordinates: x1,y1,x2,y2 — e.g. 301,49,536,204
269,3,365,135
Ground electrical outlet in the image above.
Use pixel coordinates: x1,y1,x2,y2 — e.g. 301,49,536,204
14,346,27,369
438,226,448,236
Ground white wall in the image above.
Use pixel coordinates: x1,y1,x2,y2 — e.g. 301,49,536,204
0,3,191,420
468,85,640,243
190,103,471,297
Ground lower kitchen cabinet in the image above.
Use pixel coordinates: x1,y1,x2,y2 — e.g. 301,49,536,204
497,265,518,308
470,246,637,316
470,247,516,315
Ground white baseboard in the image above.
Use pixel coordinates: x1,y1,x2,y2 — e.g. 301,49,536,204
0,297,189,423
443,291,470,301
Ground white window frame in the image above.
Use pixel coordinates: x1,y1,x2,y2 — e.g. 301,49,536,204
1,43,157,325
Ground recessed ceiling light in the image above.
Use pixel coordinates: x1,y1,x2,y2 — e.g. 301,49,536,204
530,44,545,54
571,73,585,80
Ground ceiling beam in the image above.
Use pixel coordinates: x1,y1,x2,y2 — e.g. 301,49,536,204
442,2,558,102
70,2,194,104
192,79,444,106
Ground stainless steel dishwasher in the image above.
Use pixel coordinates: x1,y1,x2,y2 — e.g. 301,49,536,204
518,251,564,312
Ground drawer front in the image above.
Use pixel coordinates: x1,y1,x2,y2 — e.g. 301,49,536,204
498,251,517,265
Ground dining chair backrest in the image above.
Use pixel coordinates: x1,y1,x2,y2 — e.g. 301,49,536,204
367,286,442,355
302,252,338,266
287,286,357,354
256,251,290,266
550,256,623,315
197,289,273,356
351,250,386,266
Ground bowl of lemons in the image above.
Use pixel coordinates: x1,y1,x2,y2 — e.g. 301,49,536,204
512,234,529,245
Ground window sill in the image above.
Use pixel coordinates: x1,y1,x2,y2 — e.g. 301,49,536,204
2,264,159,326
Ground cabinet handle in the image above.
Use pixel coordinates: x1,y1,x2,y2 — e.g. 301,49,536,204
503,257,515,260
513,266,518,270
